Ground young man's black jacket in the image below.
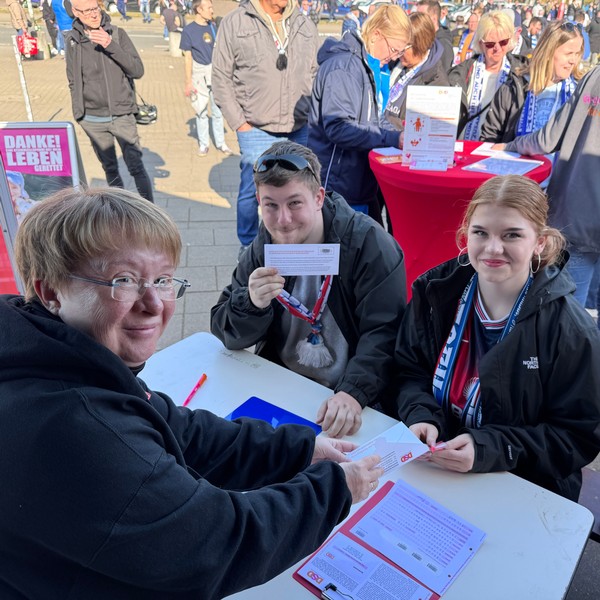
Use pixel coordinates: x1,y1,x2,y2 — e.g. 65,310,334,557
211,193,407,414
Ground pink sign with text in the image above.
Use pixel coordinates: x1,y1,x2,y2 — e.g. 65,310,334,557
0,128,72,177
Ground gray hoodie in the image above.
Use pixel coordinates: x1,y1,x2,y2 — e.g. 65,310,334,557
506,66,600,253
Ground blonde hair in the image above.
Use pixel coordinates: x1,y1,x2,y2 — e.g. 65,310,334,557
362,4,412,48
15,187,182,301
522,21,584,94
474,10,516,52
408,12,436,58
456,175,565,271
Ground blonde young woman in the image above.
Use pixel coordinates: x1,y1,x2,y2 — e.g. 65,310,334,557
308,4,410,222
448,10,527,140
394,175,600,501
481,20,584,142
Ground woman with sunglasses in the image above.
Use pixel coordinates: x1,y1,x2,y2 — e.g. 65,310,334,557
448,10,527,140
308,4,409,223
394,175,600,501
382,12,450,131
0,187,383,597
481,20,584,143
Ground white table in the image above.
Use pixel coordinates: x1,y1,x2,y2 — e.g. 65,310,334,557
141,332,593,600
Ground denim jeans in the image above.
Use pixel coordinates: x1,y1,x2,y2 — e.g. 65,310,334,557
79,114,154,202
140,0,151,21
191,62,224,149
235,125,308,246
566,248,600,310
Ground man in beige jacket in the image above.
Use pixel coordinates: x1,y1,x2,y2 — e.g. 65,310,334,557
212,0,318,256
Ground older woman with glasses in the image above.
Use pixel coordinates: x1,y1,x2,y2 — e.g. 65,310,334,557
448,10,527,140
308,4,410,223
0,187,381,597
480,20,584,143
382,11,450,131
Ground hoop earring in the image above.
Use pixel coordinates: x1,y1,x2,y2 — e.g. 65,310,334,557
457,247,471,267
530,251,541,275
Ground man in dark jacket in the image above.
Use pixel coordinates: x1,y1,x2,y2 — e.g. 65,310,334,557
588,8,600,66
416,0,454,70
66,0,154,201
211,141,407,438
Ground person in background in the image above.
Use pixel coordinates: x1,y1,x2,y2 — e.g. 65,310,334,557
453,12,479,64
394,175,600,501
307,4,407,223
494,66,600,320
66,0,154,202
341,3,363,35
6,0,28,35
180,0,232,157
116,0,130,21
0,186,384,596
575,11,591,60
481,19,583,143
382,11,450,132
522,15,543,50
139,0,152,23
588,8,600,66
416,0,454,71
211,141,407,438
160,0,182,39
448,10,526,140
41,0,59,54
212,0,319,258
51,0,73,55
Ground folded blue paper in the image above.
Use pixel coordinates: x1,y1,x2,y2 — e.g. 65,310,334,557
225,396,322,435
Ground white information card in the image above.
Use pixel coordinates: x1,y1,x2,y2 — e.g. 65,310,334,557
264,244,340,276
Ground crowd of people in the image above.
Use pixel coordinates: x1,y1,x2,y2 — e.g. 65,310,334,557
2,0,600,595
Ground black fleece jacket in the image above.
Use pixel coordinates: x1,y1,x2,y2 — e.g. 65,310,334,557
395,256,600,501
0,296,351,598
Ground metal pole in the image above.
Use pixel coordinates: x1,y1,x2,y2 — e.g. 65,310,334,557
11,35,34,122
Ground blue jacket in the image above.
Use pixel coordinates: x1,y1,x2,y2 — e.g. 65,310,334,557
51,0,73,31
307,31,398,207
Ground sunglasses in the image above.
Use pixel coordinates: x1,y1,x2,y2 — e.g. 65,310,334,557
253,154,319,181
559,20,582,33
480,38,511,49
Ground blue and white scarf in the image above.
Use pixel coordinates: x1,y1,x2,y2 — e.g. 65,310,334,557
464,55,511,141
516,76,576,136
432,274,533,428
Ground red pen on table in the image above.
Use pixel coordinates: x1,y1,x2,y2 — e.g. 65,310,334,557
183,373,207,407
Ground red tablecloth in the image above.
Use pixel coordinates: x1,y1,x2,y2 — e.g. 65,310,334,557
370,141,551,299
0,234,18,294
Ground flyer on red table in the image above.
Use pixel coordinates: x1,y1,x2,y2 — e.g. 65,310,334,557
403,86,461,169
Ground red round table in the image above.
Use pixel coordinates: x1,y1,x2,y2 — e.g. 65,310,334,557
369,141,551,299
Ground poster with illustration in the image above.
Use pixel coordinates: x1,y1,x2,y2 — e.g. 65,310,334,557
0,122,86,294
403,87,461,169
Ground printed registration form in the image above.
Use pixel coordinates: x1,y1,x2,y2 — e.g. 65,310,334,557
295,479,485,599
351,480,486,595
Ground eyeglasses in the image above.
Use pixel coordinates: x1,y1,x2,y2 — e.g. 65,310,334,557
73,5,101,15
68,274,191,302
382,36,412,62
480,38,511,49
254,153,319,182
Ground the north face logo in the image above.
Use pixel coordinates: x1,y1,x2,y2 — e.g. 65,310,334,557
523,356,539,370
